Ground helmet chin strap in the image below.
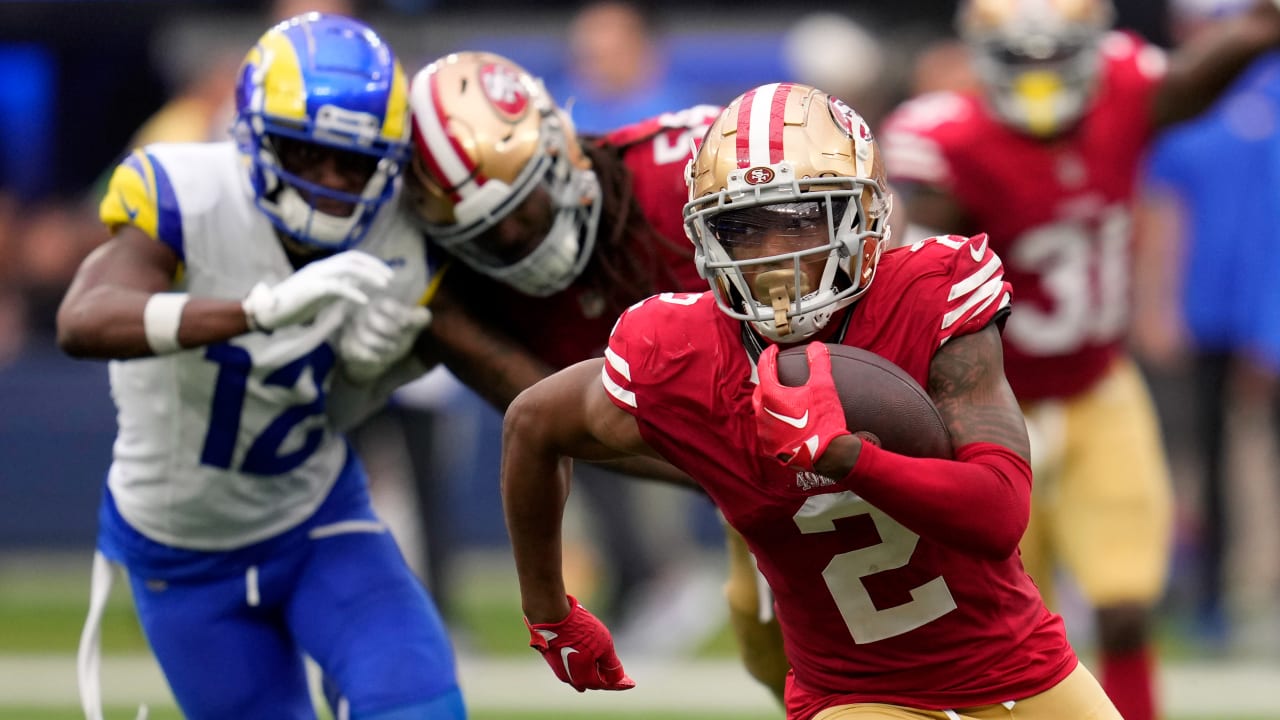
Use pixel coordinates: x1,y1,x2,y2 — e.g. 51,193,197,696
754,269,813,339
278,187,360,248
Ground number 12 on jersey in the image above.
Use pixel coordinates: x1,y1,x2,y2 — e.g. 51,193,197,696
200,342,335,476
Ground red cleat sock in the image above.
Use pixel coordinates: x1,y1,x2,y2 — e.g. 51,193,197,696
1101,645,1157,720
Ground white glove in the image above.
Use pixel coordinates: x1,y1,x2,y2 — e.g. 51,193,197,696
339,296,432,384
242,250,394,332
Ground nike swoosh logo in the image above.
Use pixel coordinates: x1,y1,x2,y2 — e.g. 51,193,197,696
969,236,988,263
764,407,808,429
118,191,140,222
560,647,579,685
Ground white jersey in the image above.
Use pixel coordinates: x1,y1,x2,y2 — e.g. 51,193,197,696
98,142,428,550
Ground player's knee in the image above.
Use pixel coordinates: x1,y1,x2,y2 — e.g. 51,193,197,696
1097,602,1150,653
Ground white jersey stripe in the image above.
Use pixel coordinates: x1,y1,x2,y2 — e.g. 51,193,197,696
408,69,477,200
942,277,1007,331
601,364,637,408
604,346,631,381
948,255,1001,301
881,134,950,184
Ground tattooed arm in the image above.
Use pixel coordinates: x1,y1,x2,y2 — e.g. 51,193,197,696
924,323,1030,461
814,324,1033,558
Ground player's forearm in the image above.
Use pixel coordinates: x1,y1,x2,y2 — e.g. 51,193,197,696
427,294,555,412
820,438,1031,558
57,287,249,359
501,395,574,624
1155,1,1280,129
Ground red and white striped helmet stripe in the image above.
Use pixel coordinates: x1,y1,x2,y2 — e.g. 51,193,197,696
408,68,486,203
735,82,796,168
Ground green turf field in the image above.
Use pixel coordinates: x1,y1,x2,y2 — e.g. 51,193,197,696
3,553,1278,720
1,709,1276,720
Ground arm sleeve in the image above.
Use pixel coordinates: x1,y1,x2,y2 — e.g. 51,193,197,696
841,440,1031,559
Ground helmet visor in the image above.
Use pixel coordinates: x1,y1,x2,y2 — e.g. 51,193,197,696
708,199,851,312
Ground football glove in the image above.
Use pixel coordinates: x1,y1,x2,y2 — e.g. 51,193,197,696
339,296,432,384
753,342,851,471
242,250,393,332
525,595,635,692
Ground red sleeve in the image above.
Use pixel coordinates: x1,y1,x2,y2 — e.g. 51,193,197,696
840,441,1031,559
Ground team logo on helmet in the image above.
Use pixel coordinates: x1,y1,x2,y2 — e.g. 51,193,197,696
480,62,530,119
828,97,872,141
744,166,775,185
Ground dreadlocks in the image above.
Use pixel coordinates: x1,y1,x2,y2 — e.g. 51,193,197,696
579,138,694,318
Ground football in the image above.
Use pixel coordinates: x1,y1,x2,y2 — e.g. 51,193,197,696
776,343,953,459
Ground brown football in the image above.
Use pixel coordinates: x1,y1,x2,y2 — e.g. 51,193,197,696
776,343,953,459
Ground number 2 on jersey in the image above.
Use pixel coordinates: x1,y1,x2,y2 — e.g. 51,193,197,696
200,342,335,475
794,491,957,643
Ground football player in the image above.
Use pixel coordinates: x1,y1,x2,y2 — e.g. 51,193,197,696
880,2,1280,719
405,50,713,404
58,14,463,720
405,51,801,696
403,48,726,627
501,82,1121,720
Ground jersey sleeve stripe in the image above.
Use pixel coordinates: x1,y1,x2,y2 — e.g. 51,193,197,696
948,255,1001,301
601,363,637,408
143,152,184,259
100,152,184,260
604,346,631,381
942,276,1008,331
881,133,950,184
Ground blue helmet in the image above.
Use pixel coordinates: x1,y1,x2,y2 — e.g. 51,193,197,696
233,13,411,251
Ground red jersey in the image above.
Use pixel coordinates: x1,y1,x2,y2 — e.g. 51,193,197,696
603,236,1075,717
450,105,718,369
881,32,1165,401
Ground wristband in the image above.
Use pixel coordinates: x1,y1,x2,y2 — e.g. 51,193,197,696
143,292,189,355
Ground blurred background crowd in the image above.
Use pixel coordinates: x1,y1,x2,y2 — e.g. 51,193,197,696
2,0,1278,670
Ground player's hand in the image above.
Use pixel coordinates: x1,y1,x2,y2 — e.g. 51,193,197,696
525,595,635,692
339,297,432,384
242,250,393,332
753,342,851,471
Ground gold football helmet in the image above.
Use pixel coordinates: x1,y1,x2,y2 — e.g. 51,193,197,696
406,51,601,296
683,83,891,344
959,0,1115,137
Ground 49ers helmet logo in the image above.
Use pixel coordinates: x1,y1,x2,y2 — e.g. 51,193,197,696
479,62,529,119
744,166,775,185
828,97,872,141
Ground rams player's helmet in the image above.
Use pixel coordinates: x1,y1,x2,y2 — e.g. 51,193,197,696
233,12,410,252
405,51,601,297
683,83,891,344
959,0,1114,138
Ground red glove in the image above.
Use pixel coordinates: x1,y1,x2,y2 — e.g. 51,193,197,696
525,595,636,692
753,342,851,471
